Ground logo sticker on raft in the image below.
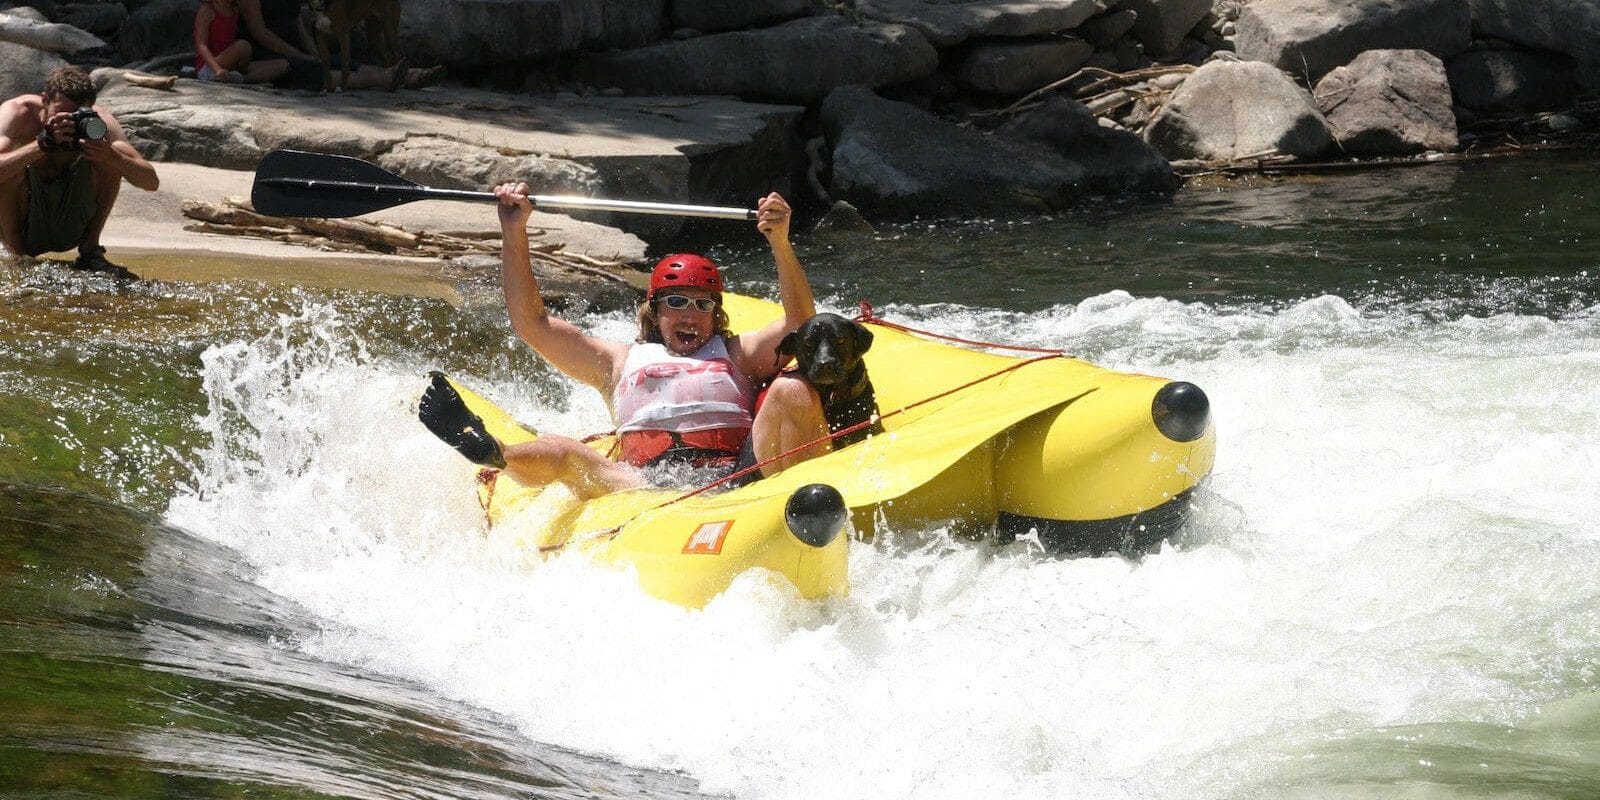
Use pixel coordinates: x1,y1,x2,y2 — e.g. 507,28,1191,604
683,521,733,555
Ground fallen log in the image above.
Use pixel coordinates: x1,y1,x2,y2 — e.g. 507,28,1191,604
181,222,363,252
179,196,633,282
185,199,434,252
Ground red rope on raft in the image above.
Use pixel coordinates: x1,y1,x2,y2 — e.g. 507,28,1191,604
501,302,1072,543
639,303,1073,511
854,301,1071,355
646,351,1064,513
476,467,500,525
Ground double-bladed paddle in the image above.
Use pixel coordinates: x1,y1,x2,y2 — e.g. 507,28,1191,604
250,149,758,221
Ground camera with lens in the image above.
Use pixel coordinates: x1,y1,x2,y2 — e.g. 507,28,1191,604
68,107,107,147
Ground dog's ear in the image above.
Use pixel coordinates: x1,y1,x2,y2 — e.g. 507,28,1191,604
776,330,799,365
852,321,874,354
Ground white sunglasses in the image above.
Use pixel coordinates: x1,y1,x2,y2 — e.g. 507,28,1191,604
656,294,718,312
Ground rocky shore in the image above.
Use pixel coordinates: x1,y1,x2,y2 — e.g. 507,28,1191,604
3,0,1598,297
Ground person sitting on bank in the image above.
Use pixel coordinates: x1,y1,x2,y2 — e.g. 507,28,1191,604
194,0,291,83
232,0,442,91
418,186,835,499
245,0,317,63
0,67,159,278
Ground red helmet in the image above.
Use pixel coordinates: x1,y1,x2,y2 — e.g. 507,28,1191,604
649,254,722,297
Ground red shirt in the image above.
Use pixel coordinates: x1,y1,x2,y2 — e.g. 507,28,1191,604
195,0,240,69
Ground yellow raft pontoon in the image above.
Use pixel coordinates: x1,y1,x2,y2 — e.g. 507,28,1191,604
442,293,1216,608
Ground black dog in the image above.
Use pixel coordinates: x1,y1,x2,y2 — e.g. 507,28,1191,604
777,311,884,448
726,313,883,487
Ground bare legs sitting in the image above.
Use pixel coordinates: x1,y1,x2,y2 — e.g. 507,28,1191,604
748,374,829,476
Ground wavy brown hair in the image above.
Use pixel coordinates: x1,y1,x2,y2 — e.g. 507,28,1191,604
44,66,95,106
636,292,732,344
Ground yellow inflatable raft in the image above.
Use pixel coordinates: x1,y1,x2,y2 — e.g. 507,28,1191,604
444,293,1215,608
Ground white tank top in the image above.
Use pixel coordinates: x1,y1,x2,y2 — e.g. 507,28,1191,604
613,337,756,434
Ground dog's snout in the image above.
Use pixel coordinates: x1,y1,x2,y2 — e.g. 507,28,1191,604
807,339,846,381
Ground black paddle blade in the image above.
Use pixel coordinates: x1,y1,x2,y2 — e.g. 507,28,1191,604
251,149,428,218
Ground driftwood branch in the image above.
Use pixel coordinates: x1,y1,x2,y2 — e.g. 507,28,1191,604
183,198,443,252
984,64,1198,120
122,71,178,90
0,12,103,53
179,197,633,284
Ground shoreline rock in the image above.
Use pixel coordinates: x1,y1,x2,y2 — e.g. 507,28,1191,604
2,0,1597,300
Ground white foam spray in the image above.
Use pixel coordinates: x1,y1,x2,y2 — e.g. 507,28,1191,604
167,293,1600,800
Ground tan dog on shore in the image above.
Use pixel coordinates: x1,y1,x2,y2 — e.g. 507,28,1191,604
309,0,401,92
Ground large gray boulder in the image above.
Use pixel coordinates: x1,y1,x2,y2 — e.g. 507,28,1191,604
997,95,1176,194
820,86,1086,215
1122,0,1213,58
119,104,267,169
1077,8,1138,48
1446,50,1577,114
115,0,197,62
671,0,811,33
956,37,1094,95
400,0,667,68
0,40,65,100
856,0,1106,47
377,138,599,196
1470,0,1600,88
578,16,938,104
1313,49,1456,156
57,3,129,37
1234,0,1470,81
1144,59,1334,161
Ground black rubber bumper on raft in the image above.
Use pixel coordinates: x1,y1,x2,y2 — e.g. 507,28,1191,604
996,488,1198,558
1152,381,1210,443
785,484,847,547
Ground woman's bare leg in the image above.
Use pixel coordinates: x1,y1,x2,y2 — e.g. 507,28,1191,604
749,375,829,477
503,435,644,500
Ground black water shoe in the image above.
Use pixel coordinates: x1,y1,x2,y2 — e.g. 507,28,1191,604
419,371,506,468
72,246,139,281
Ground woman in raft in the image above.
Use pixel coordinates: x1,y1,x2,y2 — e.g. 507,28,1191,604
418,184,832,498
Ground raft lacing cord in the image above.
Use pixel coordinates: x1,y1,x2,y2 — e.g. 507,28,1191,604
549,304,1064,457
853,301,1073,355
481,302,1072,539
584,305,1072,538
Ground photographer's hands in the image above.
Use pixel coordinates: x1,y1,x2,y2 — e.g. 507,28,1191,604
77,137,115,164
34,110,112,163
36,111,72,152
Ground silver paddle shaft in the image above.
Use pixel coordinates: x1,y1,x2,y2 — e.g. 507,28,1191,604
532,195,756,220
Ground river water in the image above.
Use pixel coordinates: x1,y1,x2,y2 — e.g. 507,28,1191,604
3,154,1598,800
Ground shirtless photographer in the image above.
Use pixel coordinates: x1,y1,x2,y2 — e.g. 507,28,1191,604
0,66,159,279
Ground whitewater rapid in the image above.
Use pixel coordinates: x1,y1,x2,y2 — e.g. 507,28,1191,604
165,292,1600,800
